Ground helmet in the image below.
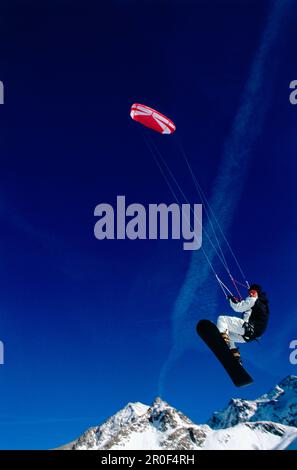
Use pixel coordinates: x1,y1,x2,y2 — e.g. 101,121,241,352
249,284,262,296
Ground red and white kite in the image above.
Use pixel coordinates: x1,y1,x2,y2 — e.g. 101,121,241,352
130,103,176,134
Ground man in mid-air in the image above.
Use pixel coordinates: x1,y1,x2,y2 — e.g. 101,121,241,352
217,284,269,364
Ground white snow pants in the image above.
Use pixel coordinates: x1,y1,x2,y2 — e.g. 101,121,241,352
217,315,246,349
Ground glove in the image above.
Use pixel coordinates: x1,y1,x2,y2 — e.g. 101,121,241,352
227,295,239,303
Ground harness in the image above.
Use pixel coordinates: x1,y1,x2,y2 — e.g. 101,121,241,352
242,322,258,342
243,296,269,342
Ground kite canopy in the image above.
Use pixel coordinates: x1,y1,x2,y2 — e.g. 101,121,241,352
130,103,176,134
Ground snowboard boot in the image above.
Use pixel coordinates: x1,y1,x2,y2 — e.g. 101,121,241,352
231,348,242,366
221,331,231,348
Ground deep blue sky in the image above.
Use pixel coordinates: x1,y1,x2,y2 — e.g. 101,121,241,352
0,0,296,449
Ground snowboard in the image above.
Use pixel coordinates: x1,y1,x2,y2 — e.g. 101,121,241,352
196,319,253,387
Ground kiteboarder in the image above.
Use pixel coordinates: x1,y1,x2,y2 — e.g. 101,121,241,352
217,284,270,364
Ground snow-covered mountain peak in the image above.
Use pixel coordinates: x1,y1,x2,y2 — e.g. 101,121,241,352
106,401,149,428
208,375,297,430
147,397,197,435
264,375,297,400
69,398,208,450
124,402,149,418
151,396,168,408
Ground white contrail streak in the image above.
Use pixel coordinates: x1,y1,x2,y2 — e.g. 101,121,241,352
158,0,291,396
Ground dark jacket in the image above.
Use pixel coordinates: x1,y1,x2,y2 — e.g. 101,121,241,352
249,292,270,337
